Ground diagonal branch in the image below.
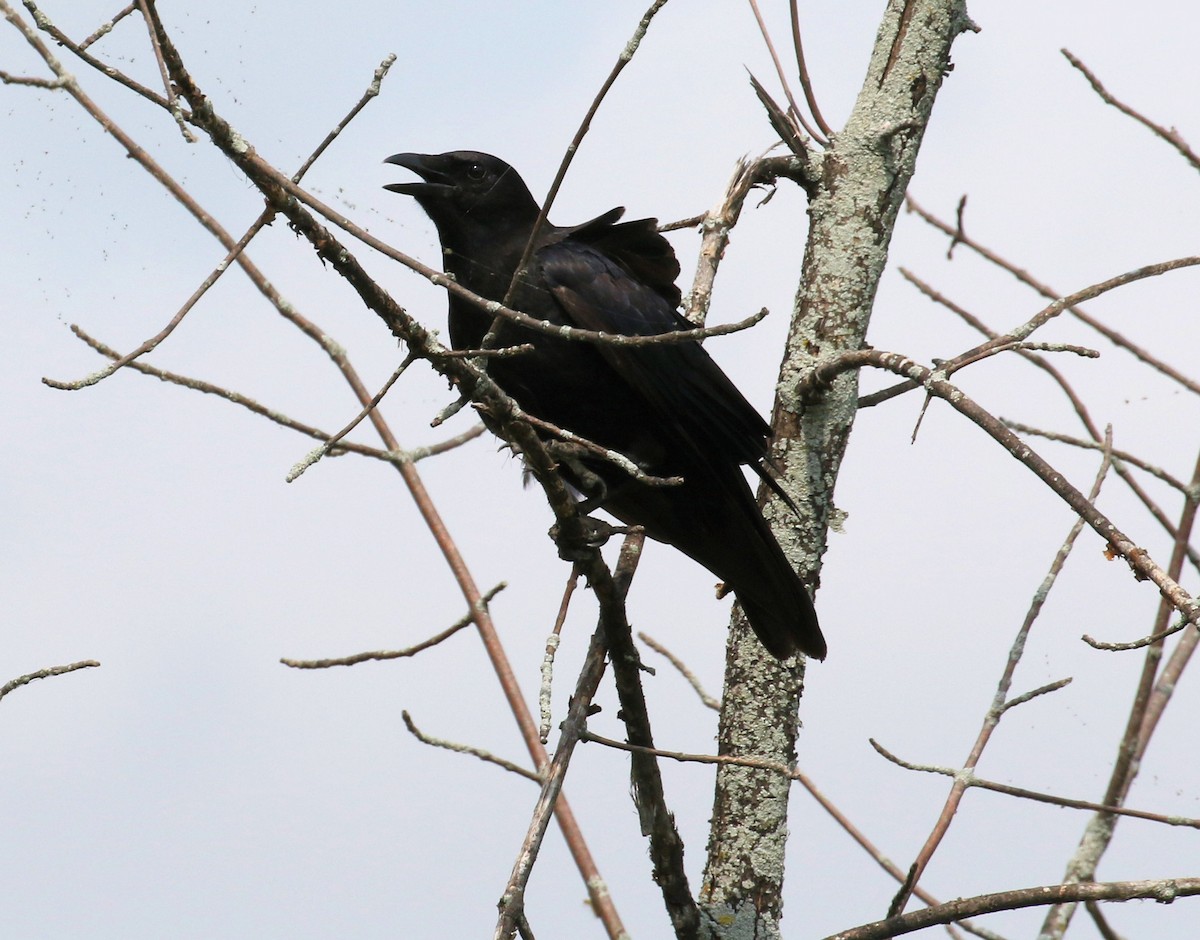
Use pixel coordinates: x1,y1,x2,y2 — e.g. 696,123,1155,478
801,350,1200,628
886,430,1112,916
1062,49,1200,173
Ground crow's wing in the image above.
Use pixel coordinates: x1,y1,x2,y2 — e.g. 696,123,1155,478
538,237,770,470
565,214,683,309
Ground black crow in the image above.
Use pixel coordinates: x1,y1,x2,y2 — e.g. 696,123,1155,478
385,150,825,660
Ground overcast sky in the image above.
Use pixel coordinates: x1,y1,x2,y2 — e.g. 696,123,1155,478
3,2,1199,937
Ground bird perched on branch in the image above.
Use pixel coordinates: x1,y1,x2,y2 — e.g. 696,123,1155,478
384,150,825,660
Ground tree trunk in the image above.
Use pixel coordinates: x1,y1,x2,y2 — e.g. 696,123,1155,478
699,2,976,935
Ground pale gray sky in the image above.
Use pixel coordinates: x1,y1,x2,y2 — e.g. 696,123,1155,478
3,2,1198,937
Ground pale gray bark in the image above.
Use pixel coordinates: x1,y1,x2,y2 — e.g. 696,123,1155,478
698,2,977,936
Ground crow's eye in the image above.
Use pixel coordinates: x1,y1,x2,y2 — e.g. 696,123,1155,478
465,163,487,181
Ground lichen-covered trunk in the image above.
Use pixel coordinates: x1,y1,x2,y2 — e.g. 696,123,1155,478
698,2,975,936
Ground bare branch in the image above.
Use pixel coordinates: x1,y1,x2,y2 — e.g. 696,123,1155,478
788,0,833,137
0,68,62,87
747,0,825,144
870,739,1199,829
1004,421,1195,498
0,661,100,703
78,2,136,50
637,632,721,711
498,0,671,331
44,221,268,391
895,270,1200,576
69,326,424,469
802,350,1200,629
287,354,417,483
538,569,580,744
495,562,620,938
18,0,173,109
824,878,1200,940
402,711,540,783
685,157,809,324
905,197,1200,397
999,677,1074,714
1063,48,1200,173
281,582,507,669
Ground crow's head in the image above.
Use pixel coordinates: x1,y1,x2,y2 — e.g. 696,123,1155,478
384,151,538,238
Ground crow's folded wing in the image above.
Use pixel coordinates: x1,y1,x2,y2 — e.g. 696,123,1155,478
538,238,770,470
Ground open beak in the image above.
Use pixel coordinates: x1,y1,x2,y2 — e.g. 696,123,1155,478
383,152,452,197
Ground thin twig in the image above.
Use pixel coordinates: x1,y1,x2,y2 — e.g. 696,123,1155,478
79,2,136,50
1004,421,1194,497
281,583,507,669
540,568,580,744
905,197,1200,397
20,0,172,109
0,661,100,702
1083,616,1194,652
999,677,1074,714
638,632,720,710
658,212,706,232
1084,901,1126,940
747,0,825,144
69,325,441,469
293,53,397,180
0,68,62,87
44,221,269,391
133,0,190,139
496,0,671,335
287,354,417,482
1063,49,1200,173
520,413,683,487
789,0,833,138
869,739,1200,829
402,711,540,783
895,268,1200,576
881,430,1110,916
